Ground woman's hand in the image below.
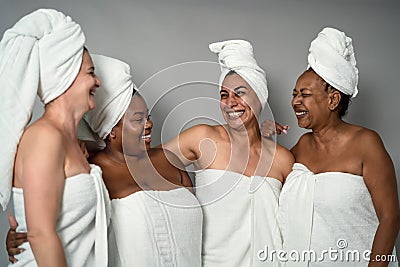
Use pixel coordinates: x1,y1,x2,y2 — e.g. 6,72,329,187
260,120,289,137
6,214,27,263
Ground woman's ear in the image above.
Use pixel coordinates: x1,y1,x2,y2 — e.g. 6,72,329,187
109,129,117,139
329,90,341,111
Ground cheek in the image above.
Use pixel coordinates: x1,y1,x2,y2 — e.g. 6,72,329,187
220,100,227,111
242,97,261,114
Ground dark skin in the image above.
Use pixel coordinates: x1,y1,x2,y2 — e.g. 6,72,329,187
94,94,193,199
291,70,399,267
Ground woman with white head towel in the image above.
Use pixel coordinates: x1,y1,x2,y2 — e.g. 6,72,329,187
0,9,110,267
78,54,203,267
163,39,294,267
278,27,399,267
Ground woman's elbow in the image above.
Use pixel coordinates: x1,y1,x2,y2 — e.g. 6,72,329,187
27,229,58,247
380,210,400,231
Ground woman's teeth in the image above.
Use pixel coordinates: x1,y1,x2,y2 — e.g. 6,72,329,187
89,89,96,96
141,134,151,139
227,111,244,118
295,111,308,116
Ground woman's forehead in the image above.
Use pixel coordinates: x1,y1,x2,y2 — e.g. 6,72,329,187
126,95,148,115
221,73,253,91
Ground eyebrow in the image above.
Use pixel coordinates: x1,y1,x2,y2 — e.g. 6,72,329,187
220,86,247,93
133,112,146,115
293,88,311,92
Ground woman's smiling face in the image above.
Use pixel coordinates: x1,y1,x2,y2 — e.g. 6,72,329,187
219,73,262,129
122,94,149,155
292,70,331,129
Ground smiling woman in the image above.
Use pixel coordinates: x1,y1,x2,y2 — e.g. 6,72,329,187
0,9,109,267
220,70,262,130
162,39,294,267
279,27,399,267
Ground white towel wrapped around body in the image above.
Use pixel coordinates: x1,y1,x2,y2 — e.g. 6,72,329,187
209,40,268,108
108,188,203,267
0,8,85,210
278,163,397,267
10,165,111,267
307,27,359,97
195,169,282,267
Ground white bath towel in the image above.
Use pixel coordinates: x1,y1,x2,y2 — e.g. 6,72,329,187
195,169,282,267
79,54,135,149
209,40,269,108
108,188,203,267
308,27,359,97
10,165,111,267
279,163,397,266
0,8,85,210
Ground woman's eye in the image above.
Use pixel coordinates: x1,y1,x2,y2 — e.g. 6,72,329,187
302,94,311,97
235,91,245,96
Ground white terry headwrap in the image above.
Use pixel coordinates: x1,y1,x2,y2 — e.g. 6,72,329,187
308,27,359,98
0,9,85,210
209,40,268,108
78,55,135,149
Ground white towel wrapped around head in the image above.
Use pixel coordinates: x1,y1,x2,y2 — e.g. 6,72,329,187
0,8,85,210
308,27,359,98
78,55,135,149
209,40,268,109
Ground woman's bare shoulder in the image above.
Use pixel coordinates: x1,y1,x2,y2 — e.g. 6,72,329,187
19,119,65,151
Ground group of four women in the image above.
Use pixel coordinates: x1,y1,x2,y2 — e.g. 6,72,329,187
1,8,398,267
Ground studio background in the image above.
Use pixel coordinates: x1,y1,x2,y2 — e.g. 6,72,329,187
0,0,399,265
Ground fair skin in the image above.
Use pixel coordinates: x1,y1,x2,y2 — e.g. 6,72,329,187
291,70,399,267
162,72,294,183
12,50,100,267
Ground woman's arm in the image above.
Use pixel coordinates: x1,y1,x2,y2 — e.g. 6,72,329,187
362,130,400,267
160,124,211,166
21,129,68,267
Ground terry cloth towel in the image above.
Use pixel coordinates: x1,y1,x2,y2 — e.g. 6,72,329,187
79,54,135,149
278,163,397,267
195,169,282,267
308,27,359,98
209,40,269,108
108,188,203,267
0,8,85,210
10,165,111,267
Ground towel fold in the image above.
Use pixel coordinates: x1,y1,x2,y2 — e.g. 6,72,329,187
308,27,359,97
78,54,135,149
209,40,268,108
279,163,397,266
109,188,202,267
11,165,110,267
0,8,85,210
195,169,282,267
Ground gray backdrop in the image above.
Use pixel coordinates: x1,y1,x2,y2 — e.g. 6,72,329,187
0,0,399,265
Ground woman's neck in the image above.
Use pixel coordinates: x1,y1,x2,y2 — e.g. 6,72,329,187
103,146,126,165
226,120,261,146
311,117,346,147
42,102,85,138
